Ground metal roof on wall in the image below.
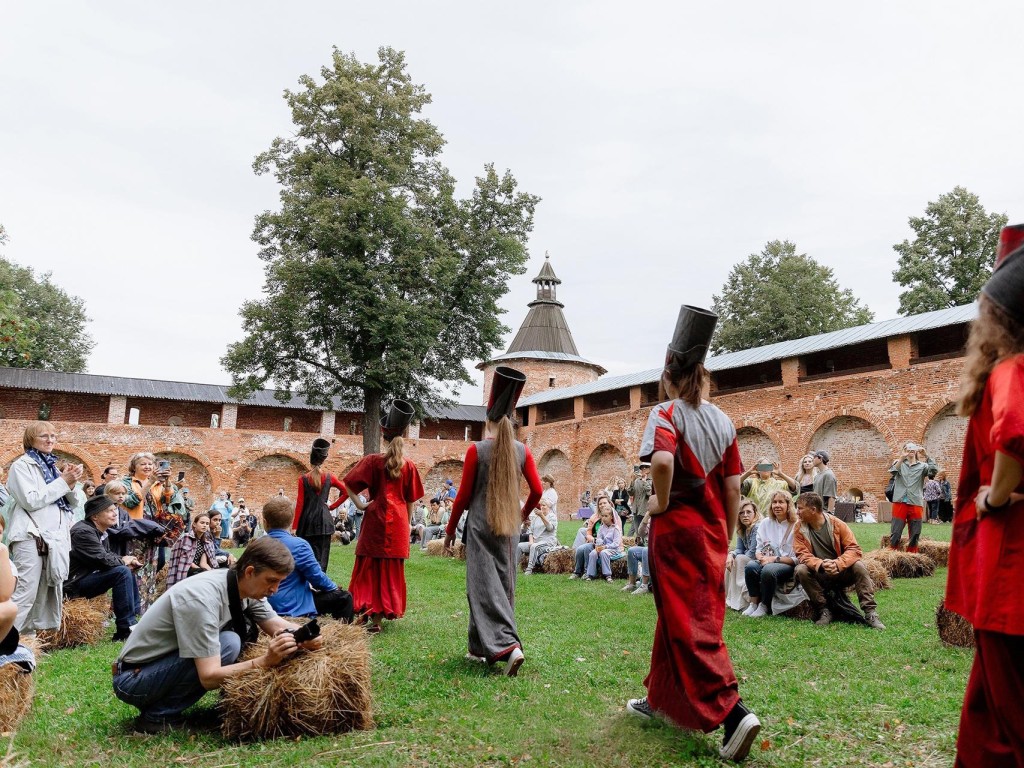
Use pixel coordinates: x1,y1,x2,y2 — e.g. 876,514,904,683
519,303,977,406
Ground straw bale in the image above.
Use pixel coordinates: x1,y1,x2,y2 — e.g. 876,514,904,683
936,599,974,648
842,557,891,592
153,565,168,599
221,538,234,549
538,547,574,574
918,540,950,567
776,600,815,621
621,537,636,549
610,557,628,579
220,620,373,741
37,597,108,650
0,644,35,734
863,549,936,579
423,539,465,559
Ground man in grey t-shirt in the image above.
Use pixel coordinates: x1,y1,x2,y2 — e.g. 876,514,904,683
112,537,321,733
811,451,838,511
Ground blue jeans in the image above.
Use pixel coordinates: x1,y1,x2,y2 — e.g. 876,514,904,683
113,631,241,723
350,511,363,539
574,543,595,576
74,565,136,631
743,560,795,613
627,546,649,580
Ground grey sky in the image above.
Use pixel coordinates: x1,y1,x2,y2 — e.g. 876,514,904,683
2,1,1021,405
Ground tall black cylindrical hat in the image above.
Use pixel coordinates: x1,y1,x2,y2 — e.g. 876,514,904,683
310,438,331,466
983,223,1024,325
380,399,415,440
487,366,527,422
666,305,718,368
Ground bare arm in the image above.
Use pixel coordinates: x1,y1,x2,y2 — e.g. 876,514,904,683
723,475,741,542
647,451,673,515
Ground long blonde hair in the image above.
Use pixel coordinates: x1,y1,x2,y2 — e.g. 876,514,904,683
384,436,405,479
958,295,1024,416
486,417,520,537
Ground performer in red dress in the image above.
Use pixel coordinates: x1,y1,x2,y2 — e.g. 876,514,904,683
625,305,760,763
444,366,542,676
292,438,347,572
946,224,1024,768
344,401,423,633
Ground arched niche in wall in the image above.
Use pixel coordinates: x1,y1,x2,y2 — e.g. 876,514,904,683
584,443,630,499
423,459,465,501
807,416,891,502
237,454,308,510
923,403,968,489
736,426,780,470
537,448,572,516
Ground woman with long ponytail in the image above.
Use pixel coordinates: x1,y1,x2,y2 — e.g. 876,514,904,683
293,438,346,572
444,367,542,676
344,401,424,633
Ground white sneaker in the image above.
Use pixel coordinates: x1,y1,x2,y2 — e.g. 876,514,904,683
621,582,636,592
631,583,650,595
505,647,525,677
749,603,768,618
741,603,758,617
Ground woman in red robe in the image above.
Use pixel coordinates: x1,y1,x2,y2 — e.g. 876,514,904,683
344,401,423,633
625,305,760,763
946,224,1024,768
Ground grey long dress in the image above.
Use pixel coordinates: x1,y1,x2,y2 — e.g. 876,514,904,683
464,439,526,661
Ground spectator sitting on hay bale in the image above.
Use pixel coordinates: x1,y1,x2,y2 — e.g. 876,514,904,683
793,492,885,630
262,497,353,623
64,496,142,642
113,536,319,734
521,498,558,575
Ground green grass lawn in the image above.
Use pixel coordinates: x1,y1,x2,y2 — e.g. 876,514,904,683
11,522,967,767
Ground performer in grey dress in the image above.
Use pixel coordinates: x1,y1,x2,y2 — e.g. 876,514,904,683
444,367,543,676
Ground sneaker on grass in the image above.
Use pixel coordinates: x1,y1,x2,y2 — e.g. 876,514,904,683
631,583,650,595
720,699,760,761
864,611,886,630
626,697,653,720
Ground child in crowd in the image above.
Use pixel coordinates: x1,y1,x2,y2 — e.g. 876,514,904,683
586,507,623,582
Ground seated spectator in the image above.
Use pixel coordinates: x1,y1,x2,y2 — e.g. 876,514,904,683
570,495,620,578
420,499,449,550
112,537,317,733
725,500,761,611
167,513,218,588
261,497,353,622
521,499,558,574
740,458,796,516
623,511,652,595
206,511,236,568
410,500,427,545
584,506,622,583
742,491,805,617
65,496,141,641
793,492,885,630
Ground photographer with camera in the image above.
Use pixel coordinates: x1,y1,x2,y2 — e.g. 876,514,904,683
112,536,320,734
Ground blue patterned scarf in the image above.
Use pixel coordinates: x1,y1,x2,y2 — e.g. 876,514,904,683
25,449,72,517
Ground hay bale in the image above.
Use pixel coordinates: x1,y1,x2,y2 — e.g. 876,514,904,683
610,557,628,579
622,537,636,549
861,557,891,591
918,540,950,567
936,599,974,648
423,539,465,559
863,549,936,579
221,538,234,549
776,600,815,621
539,547,574,575
220,620,373,741
0,650,35,734
153,564,169,599
880,535,905,550
37,596,109,650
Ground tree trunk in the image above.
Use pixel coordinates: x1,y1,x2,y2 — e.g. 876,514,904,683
361,388,382,455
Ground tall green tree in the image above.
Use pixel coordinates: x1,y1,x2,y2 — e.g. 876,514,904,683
710,240,873,354
223,47,540,453
892,186,1008,315
0,230,93,371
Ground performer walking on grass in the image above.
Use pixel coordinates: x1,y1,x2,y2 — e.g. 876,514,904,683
947,224,1024,768
625,305,761,763
293,438,347,572
444,366,542,676
344,401,423,634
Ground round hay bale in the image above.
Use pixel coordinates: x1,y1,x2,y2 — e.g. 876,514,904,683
918,540,950,567
936,599,974,648
863,549,936,579
38,597,108,650
776,600,815,621
220,620,373,741
221,538,234,549
0,650,35,733
538,547,574,575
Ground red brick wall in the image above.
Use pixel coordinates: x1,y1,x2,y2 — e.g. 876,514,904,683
236,454,308,511
480,358,603,404
419,420,483,442
736,427,781,468
235,405,321,434
125,398,222,428
0,390,109,423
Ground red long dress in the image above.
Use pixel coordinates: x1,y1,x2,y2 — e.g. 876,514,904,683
343,455,424,619
640,398,743,732
946,355,1024,767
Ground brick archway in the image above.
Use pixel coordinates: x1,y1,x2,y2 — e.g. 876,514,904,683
807,415,892,502
735,426,781,470
922,403,968,489
584,443,629,499
424,459,465,501
1,446,103,486
237,454,310,509
537,448,572,517
154,450,215,509
803,407,899,454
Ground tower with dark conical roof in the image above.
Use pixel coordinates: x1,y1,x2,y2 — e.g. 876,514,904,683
478,254,606,404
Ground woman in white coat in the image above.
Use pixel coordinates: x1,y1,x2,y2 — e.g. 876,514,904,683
6,422,81,634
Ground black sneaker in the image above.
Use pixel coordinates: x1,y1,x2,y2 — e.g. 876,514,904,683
626,696,654,720
720,700,761,761
133,716,184,734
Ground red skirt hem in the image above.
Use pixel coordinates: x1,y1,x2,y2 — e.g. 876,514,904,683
349,555,407,619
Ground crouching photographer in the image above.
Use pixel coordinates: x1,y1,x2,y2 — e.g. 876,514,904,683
112,536,321,734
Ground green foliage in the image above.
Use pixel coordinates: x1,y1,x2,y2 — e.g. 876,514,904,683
223,47,539,452
13,524,964,767
0,249,93,372
892,186,1008,315
711,241,873,354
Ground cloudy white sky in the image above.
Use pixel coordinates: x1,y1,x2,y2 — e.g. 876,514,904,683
2,1,1021,405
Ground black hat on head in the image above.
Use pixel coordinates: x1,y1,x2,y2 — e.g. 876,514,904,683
487,366,527,422
310,438,331,467
666,305,718,368
84,495,115,518
380,400,415,440
982,223,1024,326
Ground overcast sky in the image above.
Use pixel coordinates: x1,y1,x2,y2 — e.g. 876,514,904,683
2,2,1021,405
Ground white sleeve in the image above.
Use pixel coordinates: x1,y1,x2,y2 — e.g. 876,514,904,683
7,459,71,513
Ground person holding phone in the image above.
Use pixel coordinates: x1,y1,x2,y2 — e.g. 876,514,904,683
122,454,187,570
887,443,937,552
740,457,795,517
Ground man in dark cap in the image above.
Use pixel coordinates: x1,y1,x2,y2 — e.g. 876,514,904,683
812,451,837,512
65,496,143,641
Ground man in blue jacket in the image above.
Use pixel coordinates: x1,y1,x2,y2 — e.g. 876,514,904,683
261,497,353,621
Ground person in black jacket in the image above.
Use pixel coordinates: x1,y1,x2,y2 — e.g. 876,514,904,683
65,496,142,641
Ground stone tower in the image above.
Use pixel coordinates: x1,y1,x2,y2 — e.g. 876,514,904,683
478,254,606,404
